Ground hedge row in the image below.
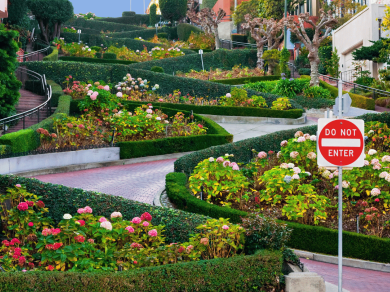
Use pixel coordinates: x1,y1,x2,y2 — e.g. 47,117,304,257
0,249,281,292
292,95,335,109
120,100,303,119
212,75,281,85
177,23,202,41
59,56,138,65
0,94,71,154
98,15,150,26
42,46,58,61
65,18,145,32
166,172,390,263
129,49,258,73
174,111,390,175
108,26,178,41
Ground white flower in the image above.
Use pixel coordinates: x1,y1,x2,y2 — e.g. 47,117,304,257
280,140,288,147
287,163,295,168
291,174,300,180
280,163,288,169
310,135,316,141
342,181,350,189
293,167,301,174
277,151,281,158
368,149,377,156
364,160,369,166
100,221,112,230
307,152,316,160
226,93,231,98
368,130,374,135
382,155,390,162
209,157,214,162
146,114,152,118
297,137,306,143
322,170,331,179
63,214,72,220
88,48,91,51
371,188,381,196
156,117,161,121
154,84,159,89
379,171,389,178
225,153,229,157
111,212,122,218
290,151,299,159
386,174,390,182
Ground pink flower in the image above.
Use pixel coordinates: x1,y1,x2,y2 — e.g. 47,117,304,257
98,217,107,223
375,198,380,202
371,188,381,196
223,161,231,168
84,206,92,213
104,85,110,91
15,184,21,188
125,226,135,233
222,225,229,230
88,238,94,244
364,160,369,166
142,221,149,227
200,238,209,245
373,163,382,170
76,220,85,226
371,159,379,165
231,163,239,171
14,247,21,255
77,208,85,214
132,217,141,224
216,157,224,163
130,242,142,248
74,235,85,243
100,221,112,230
116,92,123,98
292,174,300,180
293,167,301,174
51,228,61,235
297,137,306,143
2,240,9,246
10,238,20,245
28,222,34,227
258,151,267,159
148,229,158,237
17,202,28,211
146,109,153,114
141,212,152,222
18,256,26,263
280,140,288,147
42,228,52,236
226,93,231,98
290,151,299,159
110,212,122,219
158,98,164,102
198,124,203,129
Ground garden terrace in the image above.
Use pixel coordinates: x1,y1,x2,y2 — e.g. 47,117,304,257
64,18,145,32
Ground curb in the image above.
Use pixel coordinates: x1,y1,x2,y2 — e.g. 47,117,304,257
199,113,307,125
13,151,194,177
153,186,165,207
293,249,390,273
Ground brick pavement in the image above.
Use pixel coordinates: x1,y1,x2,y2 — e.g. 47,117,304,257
301,258,390,292
33,159,176,205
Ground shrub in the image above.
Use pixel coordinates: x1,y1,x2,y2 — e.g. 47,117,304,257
42,46,58,61
60,56,137,65
150,66,164,73
103,52,117,60
292,95,335,109
213,75,280,85
375,96,390,108
0,145,11,155
303,85,332,99
150,4,157,26
64,17,144,32
273,78,309,98
122,11,136,17
98,15,150,26
90,45,101,51
157,32,168,39
298,68,311,75
177,23,202,41
231,34,248,43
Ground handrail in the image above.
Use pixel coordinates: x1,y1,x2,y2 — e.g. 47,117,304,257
219,38,258,49
17,39,51,63
0,67,52,133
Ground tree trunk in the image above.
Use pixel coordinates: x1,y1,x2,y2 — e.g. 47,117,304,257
39,19,49,43
268,63,275,76
52,22,58,40
257,45,264,70
308,48,320,86
57,24,61,39
214,25,220,49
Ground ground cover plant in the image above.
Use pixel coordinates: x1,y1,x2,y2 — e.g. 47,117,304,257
188,122,390,238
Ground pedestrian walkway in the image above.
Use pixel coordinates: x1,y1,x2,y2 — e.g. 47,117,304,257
301,258,390,292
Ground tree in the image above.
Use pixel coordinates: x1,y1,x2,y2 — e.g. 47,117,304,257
285,10,337,86
187,7,226,49
159,0,187,23
232,0,259,25
27,0,74,43
258,0,305,19
5,0,29,26
0,26,22,119
150,4,157,26
324,48,340,78
241,14,284,70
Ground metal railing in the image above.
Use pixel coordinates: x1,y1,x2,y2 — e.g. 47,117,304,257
17,39,51,63
0,67,52,134
219,39,257,50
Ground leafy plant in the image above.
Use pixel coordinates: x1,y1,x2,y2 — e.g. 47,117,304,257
303,86,332,99
271,97,291,110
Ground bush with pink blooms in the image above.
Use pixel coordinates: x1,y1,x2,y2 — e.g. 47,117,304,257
0,186,244,272
189,121,390,238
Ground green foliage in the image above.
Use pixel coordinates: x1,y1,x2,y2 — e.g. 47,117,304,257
232,0,260,24
213,75,281,85
4,0,28,26
0,28,22,119
353,39,387,62
59,56,138,65
272,78,309,98
355,72,374,87
290,29,314,44
150,4,157,26
292,95,335,109
160,0,188,23
303,86,332,99
151,66,164,73
109,27,177,41
231,34,248,43
325,48,340,78
279,48,291,76
298,68,311,75
200,0,218,9
0,249,282,291
0,145,11,155
97,15,150,26
177,23,202,41
318,45,332,75
103,52,117,60
157,33,168,39
43,46,58,61
65,18,145,32
122,11,136,17
263,49,280,75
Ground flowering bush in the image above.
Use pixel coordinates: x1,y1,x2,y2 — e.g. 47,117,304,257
177,65,264,81
270,97,292,110
62,27,77,33
74,12,96,20
187,32,215,50
218,87,268,108
151,46,184,59
0,187,243,272
62,43,97,58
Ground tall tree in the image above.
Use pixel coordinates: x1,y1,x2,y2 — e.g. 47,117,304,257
150,4,157,26
241,14,284,70
258,0,305,19
5,0,29,26
285,10,337,86
27,0,73,43
159,0,187,23
232,0,260,25
187,7,226,49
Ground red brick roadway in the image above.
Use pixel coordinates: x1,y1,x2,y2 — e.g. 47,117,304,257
33,159,176,205
301,258,390,292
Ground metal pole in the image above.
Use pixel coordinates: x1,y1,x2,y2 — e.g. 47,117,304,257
201,54,204,71
284,0,287,48
338,77,343,292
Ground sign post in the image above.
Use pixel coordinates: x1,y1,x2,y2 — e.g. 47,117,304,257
199,49,204,71
155,23,158,35
317,79,364,292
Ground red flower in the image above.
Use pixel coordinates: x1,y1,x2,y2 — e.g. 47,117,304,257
74,235,85,243
141,212,152,222
2,240,9,246
255,197,260,204
375,198,380,202
84,109,88,112
18,256,26,263
268,150,274,155
47,265,54,271
53,242,63,250
28,222,34,227
178,246,185,253
198,124,203,128
17,202,28,211
26,201,34,207
12,254,18,259
14,248,21,255
372,138,376,141
28,262,34,267
77,220,85,226
10,238,20,245
36,201,45,208
133,261,137,264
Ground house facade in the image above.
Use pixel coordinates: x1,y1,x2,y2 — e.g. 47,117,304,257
0,0,8,22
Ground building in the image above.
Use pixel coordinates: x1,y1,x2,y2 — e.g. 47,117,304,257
146,0,161,15
333,2,390,79
0,0,8,22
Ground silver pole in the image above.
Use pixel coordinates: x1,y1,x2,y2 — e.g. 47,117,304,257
201,54,204,71
338,77,343,292
130,0,131,11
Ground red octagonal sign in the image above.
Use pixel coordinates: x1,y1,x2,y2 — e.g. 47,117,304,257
318,119,365,167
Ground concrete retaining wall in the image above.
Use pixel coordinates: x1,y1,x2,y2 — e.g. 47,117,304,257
0,147,120,175
200,113,307,125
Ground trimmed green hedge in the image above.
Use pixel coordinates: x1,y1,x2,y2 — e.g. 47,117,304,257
292,95,335,109
103,52,117,60
42,46,58,61
109,28,160,40
59,56,138,65
212,75,281,85
130,49,258,73
0,249,281,292
177,23,202,41
98,15,150,26
65,18,145,32
166,172,390,263
0,94,71,154
122,11,136,17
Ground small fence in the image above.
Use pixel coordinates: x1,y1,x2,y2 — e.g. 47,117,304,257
16,40,51,63
219,38,257,50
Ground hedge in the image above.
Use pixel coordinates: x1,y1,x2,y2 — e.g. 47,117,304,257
119,100,303,119
59,56,138,65
300,75,376,110
97,15,150,26
165,172,390,263
129,49,258,73
64,18,145,32
122,11,136,17
42,46,58,61
177,23,202,41
0,249,282,292
292,95,335,109
0,94,71,154
108,27,178,42
231,34,248,43
212,75,281,85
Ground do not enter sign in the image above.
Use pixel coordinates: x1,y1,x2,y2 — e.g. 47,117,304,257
317,119,365,167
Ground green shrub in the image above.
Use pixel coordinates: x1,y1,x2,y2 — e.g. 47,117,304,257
292,95,335,109
90,45,101,51
150,4,157,26
42,46,58,61
157,32,168,39
303,85,332,99
0,145,11,156
243,80,278,93
98,15,150,26
65,18,145,32
0,249,282,291
375,96,390,107
103,52,117,60
213,75,280,85
109,27,178,41
122,11,136,17
298,68,310,75
95,52,102,59
231,34,248,43
151,66,164,73
355,76,374,87
177,23,202,41
166,170,390,263
60,56,137,65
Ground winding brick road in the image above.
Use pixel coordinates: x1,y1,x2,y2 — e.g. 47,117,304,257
33,159,175,205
